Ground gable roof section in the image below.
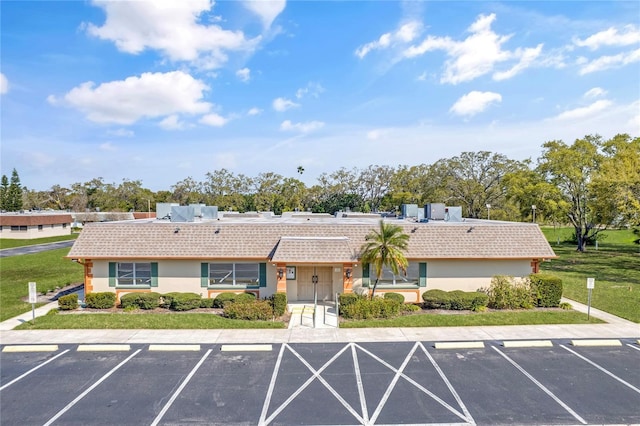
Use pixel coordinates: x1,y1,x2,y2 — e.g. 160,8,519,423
67,221,556,261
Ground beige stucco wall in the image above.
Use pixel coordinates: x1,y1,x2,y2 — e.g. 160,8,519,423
424,259,532,292
0,224,71,239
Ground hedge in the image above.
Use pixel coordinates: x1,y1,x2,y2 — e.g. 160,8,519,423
169,293,202,311
85,292,116,309
120,292,162,310
213,292,256,308
339,293,365,309
383,292,405,304
530,273,563,307
340,298,401,320
58,294,78,310
269,293,287,317
223,300,273,320
422,289,488,311
200,298,215,308
486,276,535,309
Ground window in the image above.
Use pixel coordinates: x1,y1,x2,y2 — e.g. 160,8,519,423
117,263,151,286
208,263,260,286
62,223,67,228
369,262,420,286
11,226,27,231
38,225,43,231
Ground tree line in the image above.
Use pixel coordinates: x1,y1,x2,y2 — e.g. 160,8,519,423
5,133,639,251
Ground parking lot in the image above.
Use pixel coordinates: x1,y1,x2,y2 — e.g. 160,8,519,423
1,339,639,425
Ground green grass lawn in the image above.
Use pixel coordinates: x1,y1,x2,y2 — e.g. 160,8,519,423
0,234,78,249
15,312,286,329
539,227,640,323
0,248,83,321
341,310,603,328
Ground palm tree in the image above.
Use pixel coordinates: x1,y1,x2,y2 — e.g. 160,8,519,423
360,220,409,299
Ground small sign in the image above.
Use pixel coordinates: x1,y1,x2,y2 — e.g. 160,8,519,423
28,282,38,304
286,266,296,280
587,278,595,289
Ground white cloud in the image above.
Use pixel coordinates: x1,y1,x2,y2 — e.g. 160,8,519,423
236,67,251,82
159,114,187,130
574,25,640,50
366,129,388,140
99,142,117,151
0,73,8,94
355,20,422,58
584,87,607,98
450,91,502,116
107,128,134,137
200,113,228,127
85,0,259,69
242,0,286,29
247,107,262,116
272,97,299,112
296,82,325,99
49,71,211,125
280,120,324,133
553,99,613,121
578,48,640,74
404,13,544,84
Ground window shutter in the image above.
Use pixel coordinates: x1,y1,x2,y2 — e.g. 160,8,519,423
150,262,158,287
259,263,267,287
419,262,427,287
362,263,370,287
201,263,209,287
109,262,116,287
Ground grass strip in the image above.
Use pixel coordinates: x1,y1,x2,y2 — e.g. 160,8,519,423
14,313,286,329
0,234,78,249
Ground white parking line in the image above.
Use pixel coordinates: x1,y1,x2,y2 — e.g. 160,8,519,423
491,346,587,425
259,344,286,426
43,349,141,426
560,344,640,395
351,343,369,424
150,348,212,426
627,343,640,352
0,349,70,391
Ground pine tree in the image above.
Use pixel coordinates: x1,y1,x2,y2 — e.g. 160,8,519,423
7,168,23,211
0,174,9,211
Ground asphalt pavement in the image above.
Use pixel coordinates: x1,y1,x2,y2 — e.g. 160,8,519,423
0,240,75,257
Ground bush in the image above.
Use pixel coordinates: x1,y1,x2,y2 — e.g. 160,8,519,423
559,302,572,310
530,273,563,307
339,293,365,309
224,300,273,321
85,292,116,309
486,276,535,310
402,304,421,312
120,292,162,310
269,293,288,317
422,289,488,310
200,298,215,308
341,298,401,320
383,292,405,304
58,294,78,310
160,292,180,309
169,293,202,311
213,292,256,308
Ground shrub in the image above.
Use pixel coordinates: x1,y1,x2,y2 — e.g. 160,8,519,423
339,292,365,309
200,298,215,308
559,302,572,310
46,308,59,316
422,290,452,309
169,293,202,311
269,293,288,317
120,292,162,310
383,292,405,304
58,294,78,310
530,273,563,307
224,300,273,321
486,276,535,310
422,289,488,310
85,292,116,309
341,298,401,320
160,292,180,309
213,292,256,308
402,304,421,312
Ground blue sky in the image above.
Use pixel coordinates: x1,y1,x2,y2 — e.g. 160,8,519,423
1,0,639,191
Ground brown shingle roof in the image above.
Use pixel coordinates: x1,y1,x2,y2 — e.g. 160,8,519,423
67,220,556,261
0,214,72,226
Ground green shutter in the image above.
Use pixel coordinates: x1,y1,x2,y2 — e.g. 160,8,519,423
201,263,209,287
259,263,267,287
362,263,370,287
419,262,427,287
109,262,116,287
150,262,158,287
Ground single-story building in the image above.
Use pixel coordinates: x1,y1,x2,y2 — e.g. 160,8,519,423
0,213,72,239
67,214,556,303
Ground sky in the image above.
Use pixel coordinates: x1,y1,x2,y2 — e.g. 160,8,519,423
1,0,639,191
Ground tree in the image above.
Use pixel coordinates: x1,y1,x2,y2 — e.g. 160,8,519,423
0,174,8,210
6,168,23,211
537,135,603,252
359,220,409,299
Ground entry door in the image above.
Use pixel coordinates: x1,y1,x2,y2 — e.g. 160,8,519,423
298,267,333,301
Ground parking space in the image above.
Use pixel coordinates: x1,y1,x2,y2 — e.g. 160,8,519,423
0,340,638,425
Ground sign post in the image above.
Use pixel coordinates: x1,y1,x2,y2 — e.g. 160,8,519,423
586,278,595,320
28,282,37,321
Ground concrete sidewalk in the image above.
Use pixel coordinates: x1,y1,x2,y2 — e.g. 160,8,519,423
1,298,637,345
